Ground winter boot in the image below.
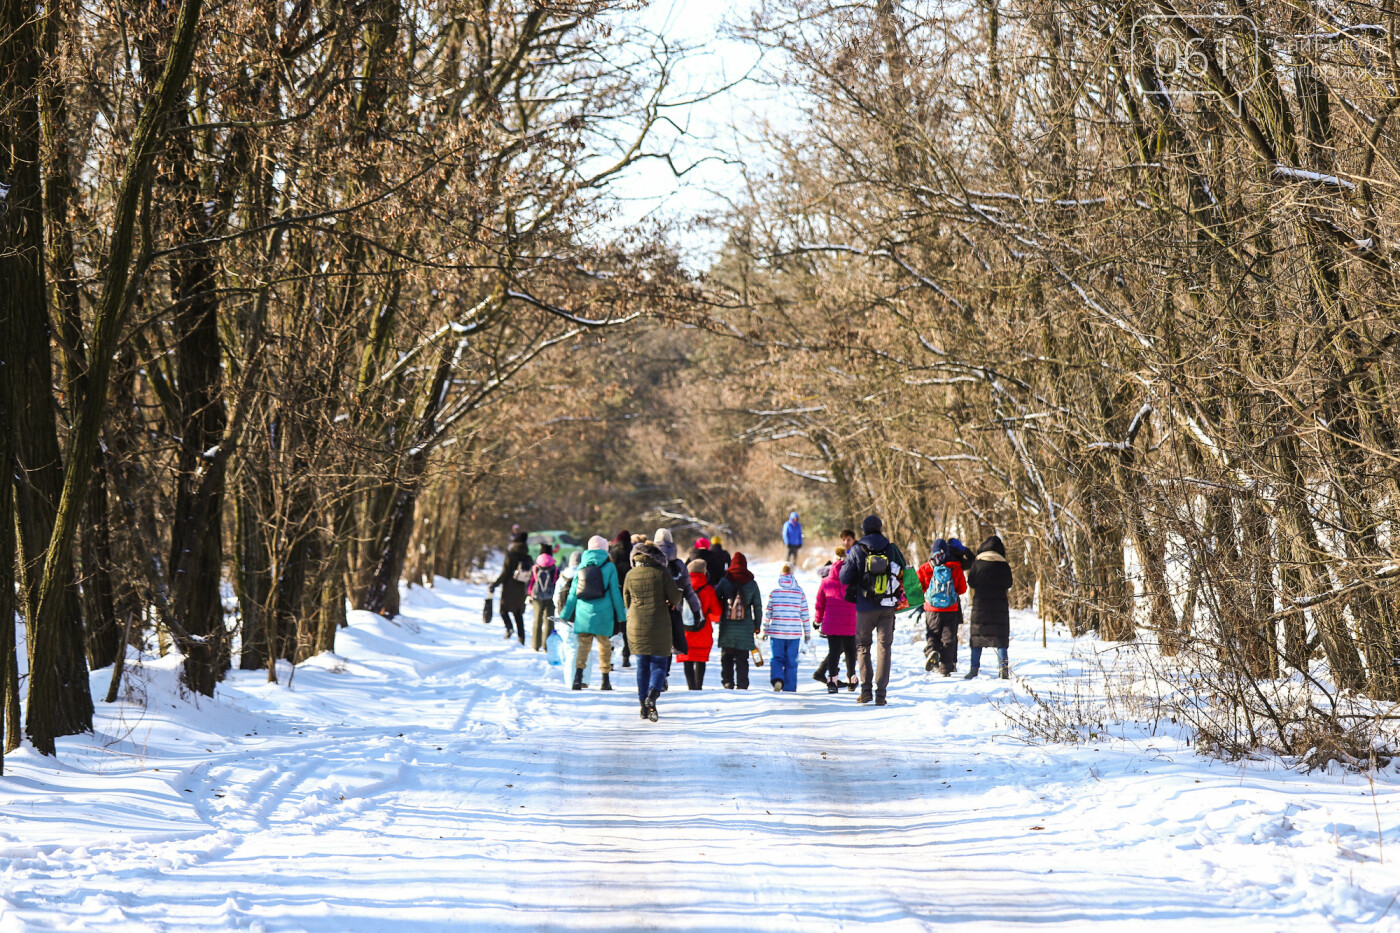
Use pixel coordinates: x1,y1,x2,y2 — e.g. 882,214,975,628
827,679,839,695
639,702,649,719
939,666,951,677
925,657,938,672
857,690,873,705
572,669,586,691
999,662,1010,680
847,681,857,692
811,670,826,683
600,673,613,692
875,694,888,707
646,690,660,722
772,680,783,692
963,666,979,680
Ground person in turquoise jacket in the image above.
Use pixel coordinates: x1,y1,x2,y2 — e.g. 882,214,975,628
561,535,627,691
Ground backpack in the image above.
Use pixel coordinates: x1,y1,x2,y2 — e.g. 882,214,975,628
511,555,532,584
530,564,557,601
575,563,604,601
726,589,748,621
928,564,957,609
860,546,898,604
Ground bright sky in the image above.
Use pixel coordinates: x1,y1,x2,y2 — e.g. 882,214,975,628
596,0,789,265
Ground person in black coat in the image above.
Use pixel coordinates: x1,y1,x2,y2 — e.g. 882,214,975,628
491,532,531,644
608,531,634,667
965,535,1013,679
708,534,731,582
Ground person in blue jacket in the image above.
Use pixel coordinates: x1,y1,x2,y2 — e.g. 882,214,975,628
782,511,804,565
561,535,627,692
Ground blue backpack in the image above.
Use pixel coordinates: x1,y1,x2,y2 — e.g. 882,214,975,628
928,563,957,609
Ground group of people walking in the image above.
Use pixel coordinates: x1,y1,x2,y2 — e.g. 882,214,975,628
488,514,1015,721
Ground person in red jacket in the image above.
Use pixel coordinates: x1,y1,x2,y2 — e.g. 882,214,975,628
919,537,967,676
678,558,722,689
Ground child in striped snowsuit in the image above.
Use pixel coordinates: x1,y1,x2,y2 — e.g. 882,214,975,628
764,565,811,692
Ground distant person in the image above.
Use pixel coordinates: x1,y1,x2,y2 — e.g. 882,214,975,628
561,536,625,691
918,538,967,676
655,528,705,689
820,529,857,574
965,535,1014,680
490,531,531,644
690,537,720,586
714,552,762,689
554,550,582,619
609,530,634,667
708,534,731,583
623,541,683,720
527,543,559,651
813,547,857,693
678,558,722,689
839,514,907,706
764,564,811,691
782,512,803,565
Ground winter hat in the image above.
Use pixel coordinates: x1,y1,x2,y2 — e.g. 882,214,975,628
511,531,528,544
726,551,754,584
834,546,847,559
631,533,647,544
861,514,883,535
780,563,793,575
687,558,709,575
653,528,677,563
632,541,664,567
710,534,724,547
587,534,609,550
694,537,711,550
614,529,631,544
931,538,948,563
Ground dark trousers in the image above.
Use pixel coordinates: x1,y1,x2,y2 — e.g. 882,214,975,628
816,634,857,682
926,608,961,671
786,545,800,564
500,606,524,642
720,648,750,689
636,654,668,703
683,660,707,689
620,626,631,666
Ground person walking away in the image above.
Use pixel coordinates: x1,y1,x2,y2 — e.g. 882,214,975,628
965,535,1014,679
839,514,907,705
561,535,625,691
623,541,683,720
528,544,559,651
714,552,762,689
679,558,721,689
919,538,967,676
609,531,633,667
554,550,582,618
707,534,731,586
782,512,803,565
490,531,531,643
764,565,811,691
813,548,858,693
557,535,624,686
655,528,704,689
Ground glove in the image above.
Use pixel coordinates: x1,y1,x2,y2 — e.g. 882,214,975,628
489,584,496,594
804,634,811,645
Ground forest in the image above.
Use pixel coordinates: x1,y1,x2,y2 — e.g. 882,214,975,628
3,0,1399,766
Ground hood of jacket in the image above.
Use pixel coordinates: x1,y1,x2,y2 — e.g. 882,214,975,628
579,547,611,568
787,512,800,523
689,570,710,592
977,535,1006,558
726,552,754,585
631,542,667,570
826,561,843,581
777,573,798,589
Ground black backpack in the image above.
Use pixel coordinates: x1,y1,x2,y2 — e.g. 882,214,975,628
575,563,604,601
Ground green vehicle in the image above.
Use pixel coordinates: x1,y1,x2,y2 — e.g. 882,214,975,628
527,530,585,562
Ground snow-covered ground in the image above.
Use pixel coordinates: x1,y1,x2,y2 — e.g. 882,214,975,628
2,561,1397,931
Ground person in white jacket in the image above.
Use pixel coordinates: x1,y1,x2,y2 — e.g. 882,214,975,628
764,564,811,692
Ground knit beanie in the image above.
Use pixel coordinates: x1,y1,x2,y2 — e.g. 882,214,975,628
862,515,883,535
587,534,609,550
687,559,709,575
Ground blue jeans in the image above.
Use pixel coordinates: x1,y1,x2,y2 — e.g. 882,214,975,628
636,654,668,702
969,646,1008,670
769,638,800,691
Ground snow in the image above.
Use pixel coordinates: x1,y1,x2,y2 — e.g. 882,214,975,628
1273,165,1358,189
2,561,1398,930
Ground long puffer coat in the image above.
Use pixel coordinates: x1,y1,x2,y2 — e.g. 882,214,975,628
494,539,531,613
967,535,1013,649
622,546,683,657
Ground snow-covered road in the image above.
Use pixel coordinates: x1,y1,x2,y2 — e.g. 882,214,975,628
2,562,1397,930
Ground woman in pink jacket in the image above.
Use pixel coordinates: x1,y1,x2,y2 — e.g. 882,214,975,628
812,548,858,693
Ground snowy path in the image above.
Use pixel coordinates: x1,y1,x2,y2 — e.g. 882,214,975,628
2,562,1397,930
